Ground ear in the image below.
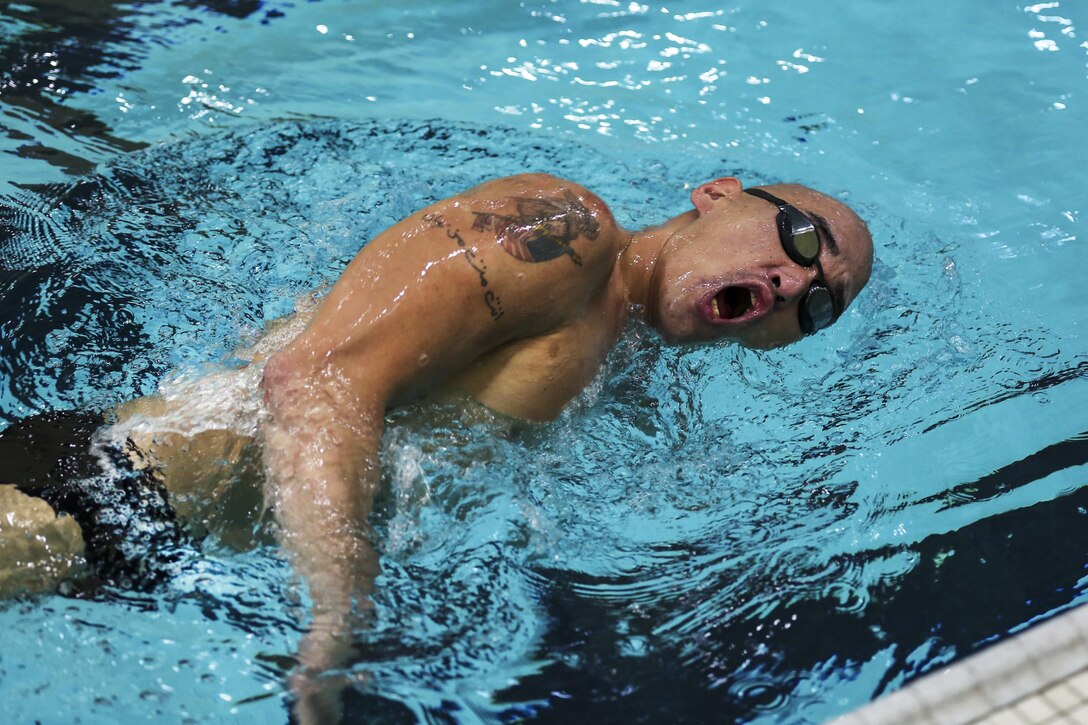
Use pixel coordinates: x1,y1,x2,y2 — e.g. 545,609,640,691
690,177,743,215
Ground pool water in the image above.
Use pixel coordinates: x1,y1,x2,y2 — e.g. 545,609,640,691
1,0,1086,722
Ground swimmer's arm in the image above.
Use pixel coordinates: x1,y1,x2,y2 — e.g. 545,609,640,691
259,388,382,723
260,174,618,716
260,384,382,618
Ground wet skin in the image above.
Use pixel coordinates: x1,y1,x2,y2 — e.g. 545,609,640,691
0,173,872,719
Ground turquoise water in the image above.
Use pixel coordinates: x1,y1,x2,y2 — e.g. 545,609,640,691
1,0,1085,722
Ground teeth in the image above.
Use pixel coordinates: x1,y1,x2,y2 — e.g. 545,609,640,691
712,297,720,317
749,290,757,308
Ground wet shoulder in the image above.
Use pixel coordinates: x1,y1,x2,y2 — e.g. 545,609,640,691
455,173,624,266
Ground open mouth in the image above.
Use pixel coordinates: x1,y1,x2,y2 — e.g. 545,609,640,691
710,286,758,320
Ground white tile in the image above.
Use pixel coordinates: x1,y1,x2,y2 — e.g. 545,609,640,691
980,709,1030,725
915,664,991,723
1042,644,1088,686
1065,669,1088,699
1014,694,1058,724
1068,605,1088,627
914,664,972,705
1028,620,1088,684
970,653,1038,709
1063,701,1088,724
941,690,997,723
1042,681,1084,713
1067,607,1088,644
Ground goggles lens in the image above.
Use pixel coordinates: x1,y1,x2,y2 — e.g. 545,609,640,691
784,208,820,264
800,285,835,335
744,187,839,336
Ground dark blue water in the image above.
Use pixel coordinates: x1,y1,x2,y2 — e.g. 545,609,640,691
1,1,1085,722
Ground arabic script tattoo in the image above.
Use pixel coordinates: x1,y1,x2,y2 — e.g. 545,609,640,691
470,189,599,267
422,212,504,321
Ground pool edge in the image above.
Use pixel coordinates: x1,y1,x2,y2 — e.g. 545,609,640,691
827,604,1088,724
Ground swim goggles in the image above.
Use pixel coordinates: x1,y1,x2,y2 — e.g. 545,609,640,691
743,187,837,335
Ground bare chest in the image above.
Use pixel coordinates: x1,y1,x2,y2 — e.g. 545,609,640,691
444,291,627,421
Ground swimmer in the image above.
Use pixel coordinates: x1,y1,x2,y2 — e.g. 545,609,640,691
0,174,873,721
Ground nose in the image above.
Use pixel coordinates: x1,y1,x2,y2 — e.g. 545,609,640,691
770,267,817,309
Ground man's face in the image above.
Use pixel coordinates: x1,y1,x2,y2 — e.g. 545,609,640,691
648,178,873,349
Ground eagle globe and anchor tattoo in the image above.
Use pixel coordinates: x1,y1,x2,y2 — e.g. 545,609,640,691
471,189,601,266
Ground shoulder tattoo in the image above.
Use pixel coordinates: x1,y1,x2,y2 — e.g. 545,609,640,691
470,189,601,267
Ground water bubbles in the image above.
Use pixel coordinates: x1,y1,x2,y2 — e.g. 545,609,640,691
942,256,957,277
825,580,870,615
947,334,971,354
619,634,650,657
730,676,791,713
